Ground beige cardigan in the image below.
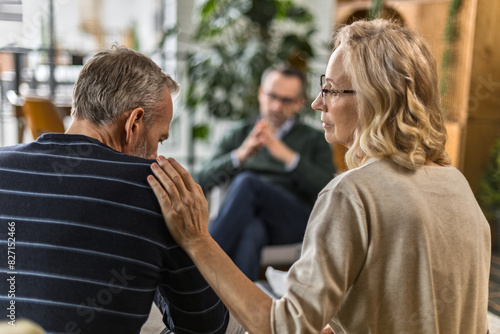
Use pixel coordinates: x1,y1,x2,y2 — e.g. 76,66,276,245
272,158,491,333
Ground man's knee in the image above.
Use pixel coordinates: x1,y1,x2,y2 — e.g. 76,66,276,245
243,220,268,245
231,171,262,189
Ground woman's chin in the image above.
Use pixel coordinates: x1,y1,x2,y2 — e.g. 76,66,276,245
323,128,335,143
324,133,336,144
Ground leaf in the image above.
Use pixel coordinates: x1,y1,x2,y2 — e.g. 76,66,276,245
284,6,313,23
156,26,178,50
185,0,317,122
192,123,211,140
200,0,221,19
239,0,277,33
478,134,500,218
195,0,247,39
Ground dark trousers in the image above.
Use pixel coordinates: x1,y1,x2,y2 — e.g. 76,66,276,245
209,172,310,281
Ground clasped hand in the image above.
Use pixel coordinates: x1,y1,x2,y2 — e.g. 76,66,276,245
236,120,295,165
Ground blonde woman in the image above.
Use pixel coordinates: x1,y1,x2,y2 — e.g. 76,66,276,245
148,19,491,333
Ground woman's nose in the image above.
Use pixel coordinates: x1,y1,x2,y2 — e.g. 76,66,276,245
311,92,323,111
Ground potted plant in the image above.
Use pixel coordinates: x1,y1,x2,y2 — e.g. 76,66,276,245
183,0,317,169
478,134,500,248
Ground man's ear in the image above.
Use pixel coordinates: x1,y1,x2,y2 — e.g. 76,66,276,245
124,107,145,144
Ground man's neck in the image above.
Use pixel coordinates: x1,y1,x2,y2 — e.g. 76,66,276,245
65,118,123,152
274,117,296,139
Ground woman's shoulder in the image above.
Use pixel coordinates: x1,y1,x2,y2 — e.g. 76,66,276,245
321,157,462,198
321,158,384,193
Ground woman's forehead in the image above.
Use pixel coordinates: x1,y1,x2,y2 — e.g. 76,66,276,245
325,46,350,87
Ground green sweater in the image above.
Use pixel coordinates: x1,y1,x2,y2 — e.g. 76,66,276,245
197,119,336,209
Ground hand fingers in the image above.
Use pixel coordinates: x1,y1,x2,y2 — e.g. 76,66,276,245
257,130,273,145
154,157,205,210
162,157,197,192
251,121,268,136
149,161,182,210
250,138,264,149
255,119,266,129
260,124,275,136
154,157,189,199
147,172,172,209
165,158,207,210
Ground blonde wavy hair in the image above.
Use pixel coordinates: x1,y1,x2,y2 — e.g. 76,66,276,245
334,19,450,170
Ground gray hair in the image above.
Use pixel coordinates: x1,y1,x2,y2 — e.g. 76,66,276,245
72,46,179,126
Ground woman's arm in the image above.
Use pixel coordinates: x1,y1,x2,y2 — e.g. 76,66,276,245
147,156,273,334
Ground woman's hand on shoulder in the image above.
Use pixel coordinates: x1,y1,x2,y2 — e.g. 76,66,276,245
148,156,211,254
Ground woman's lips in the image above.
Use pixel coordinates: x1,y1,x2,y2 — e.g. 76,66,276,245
322,122,333,128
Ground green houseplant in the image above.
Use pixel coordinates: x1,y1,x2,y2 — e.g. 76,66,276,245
183,0,317,170
185,0,316,121
478,134,500,248
478,135,500,222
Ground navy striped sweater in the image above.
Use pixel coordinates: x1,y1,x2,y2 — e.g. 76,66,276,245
0,134,228,334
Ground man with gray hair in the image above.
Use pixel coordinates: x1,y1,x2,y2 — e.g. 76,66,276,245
0,46,228,333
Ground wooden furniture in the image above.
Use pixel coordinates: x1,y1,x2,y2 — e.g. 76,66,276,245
6,93,71,143
22,97,65,139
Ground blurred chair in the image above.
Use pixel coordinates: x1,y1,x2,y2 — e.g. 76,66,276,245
22,96,65,139
6,90,25,143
